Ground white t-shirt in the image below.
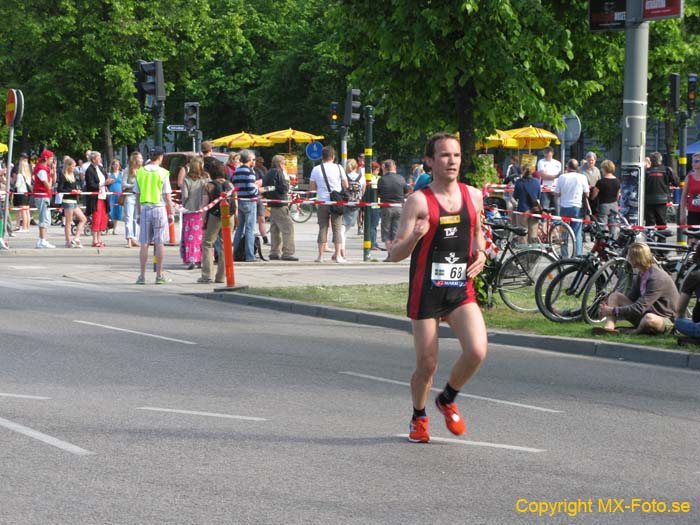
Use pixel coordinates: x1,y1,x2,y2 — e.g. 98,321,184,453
310,162,347,201
554,171,589,208
537,157,561,188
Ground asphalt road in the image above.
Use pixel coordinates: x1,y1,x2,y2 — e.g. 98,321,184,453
0,274,698,524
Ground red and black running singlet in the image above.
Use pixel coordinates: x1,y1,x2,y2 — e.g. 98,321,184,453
407,183,477,320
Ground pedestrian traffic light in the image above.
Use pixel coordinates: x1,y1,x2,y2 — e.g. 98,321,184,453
134,60,165,112
343,88,361,126
670,73,680,113
184,102,200,131
688,73,697,113
330,101,339,129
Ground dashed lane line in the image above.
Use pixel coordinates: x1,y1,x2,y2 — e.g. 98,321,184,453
395,434,545,453
0,416,95,456
136,407,267,421
73,320,197,345
339,371,562,414
0,393,51,400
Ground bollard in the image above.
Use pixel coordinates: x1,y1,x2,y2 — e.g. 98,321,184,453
166,203,177,245
220,192,236,288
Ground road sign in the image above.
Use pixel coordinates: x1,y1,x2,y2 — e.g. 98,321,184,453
589,0,625,32
167,124,186,132
306,141,323,161
5,89,24,127
556,114,582,145
643,0,683,21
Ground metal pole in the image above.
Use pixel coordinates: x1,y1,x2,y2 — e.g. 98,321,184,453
620,0,649,228
678,111,688,243
362,105,375,262
1,125,15,246
560,139,566,175
340,126,348,169
154,102,165,148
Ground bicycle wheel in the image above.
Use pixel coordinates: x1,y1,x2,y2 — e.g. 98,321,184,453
290,203,313,223
547,220,576,259
497,249,556,312
542,261,594,322
534,258,580,320
581,258,633,324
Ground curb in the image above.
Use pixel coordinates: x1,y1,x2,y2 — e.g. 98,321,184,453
191,291,700,371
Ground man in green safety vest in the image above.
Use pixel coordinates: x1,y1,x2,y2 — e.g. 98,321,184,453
134,147,174,284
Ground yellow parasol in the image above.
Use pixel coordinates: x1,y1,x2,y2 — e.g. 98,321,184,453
211,131,273,149
0,143,8,153
261,128,325,153
475,129,519,150
503,126,560,151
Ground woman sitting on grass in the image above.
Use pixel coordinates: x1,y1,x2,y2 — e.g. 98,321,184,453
594,242,678,336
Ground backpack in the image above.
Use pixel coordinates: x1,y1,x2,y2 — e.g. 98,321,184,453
346,171,363,202
234,234,267,262
208,180,235,217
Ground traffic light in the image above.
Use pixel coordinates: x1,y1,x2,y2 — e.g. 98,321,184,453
184,102,200,131
133,65,146,111
670,73,680,113
343,88,361,126
330,101,339,129
134,60,165,111
689,73,698,113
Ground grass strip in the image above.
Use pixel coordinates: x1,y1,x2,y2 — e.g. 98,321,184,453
244,283,698,353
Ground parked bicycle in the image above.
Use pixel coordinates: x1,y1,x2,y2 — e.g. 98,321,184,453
480,222,557,312
535,220,639,323
535,207,576,259
581,229,700,324
289,189,315,223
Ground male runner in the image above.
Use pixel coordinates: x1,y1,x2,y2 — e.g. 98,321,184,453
388,132,488,443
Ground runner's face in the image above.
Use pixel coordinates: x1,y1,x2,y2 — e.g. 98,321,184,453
428,138,461,181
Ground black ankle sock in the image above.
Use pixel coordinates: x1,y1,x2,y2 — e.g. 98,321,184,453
439,383,459,405
412,407,426,420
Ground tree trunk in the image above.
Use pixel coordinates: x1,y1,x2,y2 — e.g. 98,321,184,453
455,82,476,177
102,118,114,165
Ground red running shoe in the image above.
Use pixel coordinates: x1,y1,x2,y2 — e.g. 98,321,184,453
408,416,430,443
435,396,466,436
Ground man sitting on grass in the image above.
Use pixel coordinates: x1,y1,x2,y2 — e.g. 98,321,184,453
594,242,678,336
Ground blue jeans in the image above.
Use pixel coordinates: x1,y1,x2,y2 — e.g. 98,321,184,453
124,194,138,240
675,318,700,338
37,198,51,228
540,190,559,215
560,205,583,256
233,200,256,261
370,208,381,247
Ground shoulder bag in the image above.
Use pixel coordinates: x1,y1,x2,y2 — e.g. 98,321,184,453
321,163,350,215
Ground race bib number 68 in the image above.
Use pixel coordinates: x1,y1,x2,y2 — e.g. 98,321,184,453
431,262,467,287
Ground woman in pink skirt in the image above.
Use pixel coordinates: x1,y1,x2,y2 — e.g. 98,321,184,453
180,156,210,268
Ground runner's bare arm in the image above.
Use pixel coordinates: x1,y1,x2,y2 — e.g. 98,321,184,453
387,191,429,262
467,186,487,278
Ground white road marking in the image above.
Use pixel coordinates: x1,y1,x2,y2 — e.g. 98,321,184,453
136,407,267,421
0,393,51,400
395,434,545,453
0,416,95,456
339,371,562,413
73,320,196,345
